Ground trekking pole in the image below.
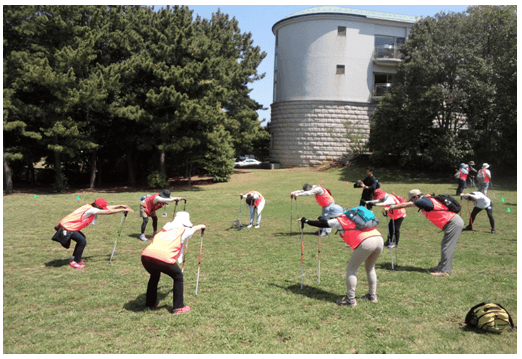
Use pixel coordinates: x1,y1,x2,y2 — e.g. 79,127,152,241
183,198,187,211
467,199,474,231
300,220,304,290
386,213,394,271
181,236,190,273
238,196,243,230
317,231,321,285
392,218,398,267
172,199,179,220
195,228,205,297
109,211,128,264
290,195,293,233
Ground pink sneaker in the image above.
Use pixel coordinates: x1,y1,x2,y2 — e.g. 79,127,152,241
69,258,85,265
172,306,190,315
70,261,85,269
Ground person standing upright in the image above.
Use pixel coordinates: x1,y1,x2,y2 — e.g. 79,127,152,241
456,163,469,196
356,167,379,209
477,163,492,195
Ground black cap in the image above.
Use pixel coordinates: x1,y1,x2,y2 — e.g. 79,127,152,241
159,189,171,198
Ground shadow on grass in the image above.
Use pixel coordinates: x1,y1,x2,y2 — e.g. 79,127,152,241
269,282,339,303
375,262,428,273
123,289,174,313
45,255,96,268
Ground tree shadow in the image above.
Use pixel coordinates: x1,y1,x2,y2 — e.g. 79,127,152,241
269,281,340,303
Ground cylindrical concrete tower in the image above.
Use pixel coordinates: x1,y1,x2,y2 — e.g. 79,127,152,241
270,6,418,167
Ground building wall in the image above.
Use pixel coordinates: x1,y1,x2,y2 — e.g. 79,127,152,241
271,13,411,167
270,100,377,167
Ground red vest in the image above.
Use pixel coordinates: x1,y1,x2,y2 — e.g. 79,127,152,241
421,195,456,230
388,194,407,220
143,193,166,215
315,185,334,207
141,228,185,264
59,204,96,231
249,191,264,207
479,169,490,182
337,214,381,250
459,169,468,181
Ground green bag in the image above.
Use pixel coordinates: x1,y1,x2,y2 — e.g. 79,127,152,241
465,302,515,333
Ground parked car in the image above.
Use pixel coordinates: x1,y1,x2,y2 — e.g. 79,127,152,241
234,158,262,167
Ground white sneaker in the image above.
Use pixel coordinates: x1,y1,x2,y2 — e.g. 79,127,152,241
247,224,253,228
255,225,260,229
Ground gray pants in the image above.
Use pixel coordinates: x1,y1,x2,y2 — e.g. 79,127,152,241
477,181,489,196
346,236,383,300
435,215,464,273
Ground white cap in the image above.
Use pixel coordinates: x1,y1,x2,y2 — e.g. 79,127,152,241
163,211,192,231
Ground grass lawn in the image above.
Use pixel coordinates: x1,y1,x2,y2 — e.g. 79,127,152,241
3,165,517,353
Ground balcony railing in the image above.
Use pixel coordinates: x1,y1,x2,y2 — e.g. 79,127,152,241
373,45,403,64
372,83,392,99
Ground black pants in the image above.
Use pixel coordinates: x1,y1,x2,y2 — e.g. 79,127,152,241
385,217,404,246
70,231,87,262
456,179,466,196
141,256,184,310
469,204,495,230
141,216,158,234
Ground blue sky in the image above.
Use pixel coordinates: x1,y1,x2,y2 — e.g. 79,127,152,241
155,4,473,126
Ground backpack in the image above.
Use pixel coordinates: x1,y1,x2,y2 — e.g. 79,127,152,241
344,206,380,230
477,169,486,182
140,194,151,201
433,194,461,213
465,302,515,333
454,171,461,179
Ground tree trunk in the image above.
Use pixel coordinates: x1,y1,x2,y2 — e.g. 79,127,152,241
3,160,13,194
186,161,192,188
89,152,97,189
54,149,63,192
160,145,166,175
126,148,136,188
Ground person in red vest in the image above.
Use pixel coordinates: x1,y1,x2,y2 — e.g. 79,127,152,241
291,184,336,237
477,163,492,195
384,189,464,276
456,163,469,196
53,198,133,269
139,189,183,241
141,211,206,315
298,211,384,307
240,191,265,228
365,189,407,248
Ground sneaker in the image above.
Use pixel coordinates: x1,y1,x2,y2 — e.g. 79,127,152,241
360,293,378,303
139,234,148,241
491,230,496,234
430,272,450,277
429,266,439,272
247,224,253,228
320,232,328,238
254,225,260,229
69,258,85,265
463,226,473,231
336,297,357,306
152,231,158,238
388,243,397,249
172,305,191,315
70,261,85,269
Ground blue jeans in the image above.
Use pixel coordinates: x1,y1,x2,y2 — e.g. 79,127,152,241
320,202,341,234
70,231,87,263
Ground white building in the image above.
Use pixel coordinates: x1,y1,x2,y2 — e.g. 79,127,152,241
270,6,419,167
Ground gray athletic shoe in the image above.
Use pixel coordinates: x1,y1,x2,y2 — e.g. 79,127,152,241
336,297,357,306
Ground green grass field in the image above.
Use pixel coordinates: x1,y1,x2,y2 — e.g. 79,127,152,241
3,165,517,353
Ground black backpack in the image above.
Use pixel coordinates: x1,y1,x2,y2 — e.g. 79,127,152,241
433,194,461,213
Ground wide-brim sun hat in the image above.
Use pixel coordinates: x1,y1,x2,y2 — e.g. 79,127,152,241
164,211,192,230
482,163,490,169
373,189,385,201
408,189,422,202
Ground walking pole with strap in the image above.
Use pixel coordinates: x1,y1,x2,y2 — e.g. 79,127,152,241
385,212,394,270
172,199,179,220
181,235,190,273
300,220,304,290
183,198,187,211
317,231,321,285
109,211,128,264
195,228,205,297
290,195,293,233
392,217,398,267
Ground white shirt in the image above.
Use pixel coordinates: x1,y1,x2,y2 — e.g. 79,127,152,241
469,191,492,209
293,185,324,197
83,207,101,225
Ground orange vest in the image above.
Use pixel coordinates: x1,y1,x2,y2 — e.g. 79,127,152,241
388,194,407,220
315,186,334,207
141,228,185,264
337,214,381,250
459,169,468,180
59,204,96,231
421,195,456,230
143,193,166,215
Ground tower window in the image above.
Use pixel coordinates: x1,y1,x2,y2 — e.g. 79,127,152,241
336,65,345,75
338,26,346,36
